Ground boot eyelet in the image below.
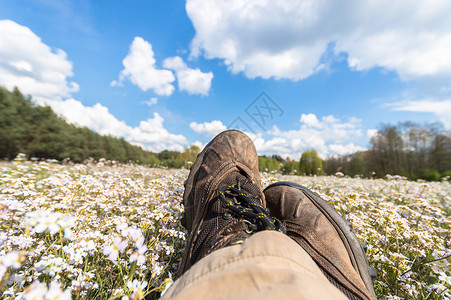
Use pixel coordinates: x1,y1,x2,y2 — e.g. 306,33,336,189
245,228,253,234
223,211,232,220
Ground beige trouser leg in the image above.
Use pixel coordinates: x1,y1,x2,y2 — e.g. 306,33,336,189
161,231,348,300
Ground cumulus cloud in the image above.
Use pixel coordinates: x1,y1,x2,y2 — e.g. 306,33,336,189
192,140,206,150
0,20,79,100
128,113,188,152
367,129,378,139
48,98,132,137
328,143,365,156
245,113,363,159
113,37,175,96
300,113,323,128
41,98,187,152
391,99,451,129
0,21,187,152
192,114,364,158
163,56,213,96
190,120,227,137
142,97,158,106
186,0,451,81
45,99,187,151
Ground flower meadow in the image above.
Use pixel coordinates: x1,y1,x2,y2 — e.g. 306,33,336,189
1,155,450,299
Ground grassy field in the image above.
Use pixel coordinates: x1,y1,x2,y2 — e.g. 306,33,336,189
1,156,450,299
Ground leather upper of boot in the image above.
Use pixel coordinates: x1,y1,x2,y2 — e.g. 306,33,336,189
265,184,375,300
183,130,263,234
178,130,265,277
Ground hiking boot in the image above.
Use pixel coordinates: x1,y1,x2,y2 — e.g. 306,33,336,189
177,130,285,278
264,182,377,300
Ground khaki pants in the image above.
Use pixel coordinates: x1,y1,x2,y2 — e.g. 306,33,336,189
162,231,348,299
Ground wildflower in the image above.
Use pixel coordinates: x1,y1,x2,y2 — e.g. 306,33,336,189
113,288,124,297
3,287,15,297
22,281,47,299
130,245,147,265
45,281,72,300
0,265,7,280
22,280,71,300
126,279,147,299
103,237,127,262
0,204,7,219
64,228,75,241
2,156,450,299
160,277,174,297
2,250,24,269
117,223,129,237
439,271,451,285
36,214,60,234
24,210,75,238
7,200,27,212
128,226,144,247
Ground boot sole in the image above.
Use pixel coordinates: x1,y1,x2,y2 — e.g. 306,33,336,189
264,181,377,299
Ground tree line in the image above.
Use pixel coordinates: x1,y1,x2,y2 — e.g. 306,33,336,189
324,122,451,180
259,123,451,180
2,86,450,180
0,86,200,168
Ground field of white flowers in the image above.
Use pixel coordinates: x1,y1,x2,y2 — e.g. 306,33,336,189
1,155,450,299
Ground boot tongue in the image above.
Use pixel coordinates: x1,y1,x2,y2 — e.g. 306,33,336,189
219,171,264,204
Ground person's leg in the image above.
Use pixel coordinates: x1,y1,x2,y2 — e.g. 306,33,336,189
166,130,375,299
264,182,377,299
161,230,349,300
176,130,285,278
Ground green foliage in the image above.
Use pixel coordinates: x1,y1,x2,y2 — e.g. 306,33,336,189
421,169,441,181
324,152,368,177
175,145,200,168
258,156,282,173
0,86,160,164
281,159,299,175
5,86,449,180
299,150,323,175
324,122,451,180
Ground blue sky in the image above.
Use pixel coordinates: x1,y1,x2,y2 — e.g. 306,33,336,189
1,0,451,159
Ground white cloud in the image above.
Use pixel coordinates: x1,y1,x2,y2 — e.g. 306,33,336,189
328,143,364,156
113,37,175,96
391,99,451,128
184,114,364,158
0,20,79,100
47,98,132,137
53,99,186,151
142,97,158,106
190,120,227,137
128,113,188,152
192,140,206,150
38,98,187,152
299,113,321,128
163,56,187,70
367,129,378,139
242,113,363,159
163,56,213,96
186,0,451,82
392,99,451,114
0,21,187,152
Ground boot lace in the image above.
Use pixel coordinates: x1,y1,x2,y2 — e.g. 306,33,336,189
218,180,286,234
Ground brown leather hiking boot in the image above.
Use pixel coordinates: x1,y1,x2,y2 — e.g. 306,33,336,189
177,130,285,278
264,182,377,300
